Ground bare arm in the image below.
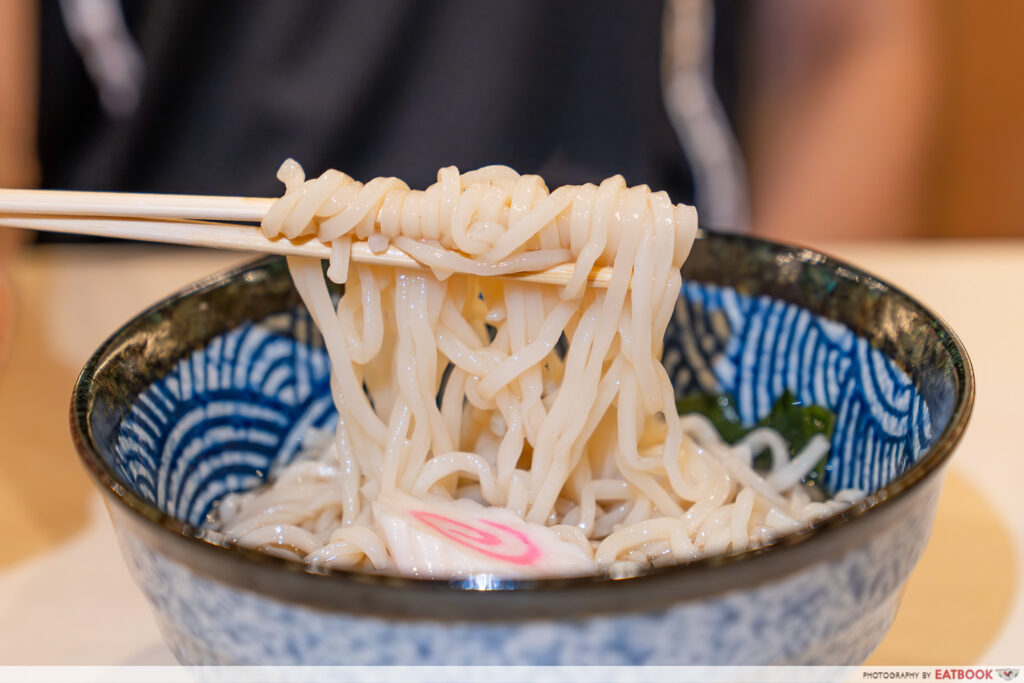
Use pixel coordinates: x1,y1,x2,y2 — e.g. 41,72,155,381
748,0,936,245
0,0,38,189
0,0,37,256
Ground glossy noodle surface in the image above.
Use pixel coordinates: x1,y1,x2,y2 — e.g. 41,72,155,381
210,162,862,578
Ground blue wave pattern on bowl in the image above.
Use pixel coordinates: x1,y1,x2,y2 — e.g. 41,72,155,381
663,282,933,494
114,281,932,527
113,310,336,524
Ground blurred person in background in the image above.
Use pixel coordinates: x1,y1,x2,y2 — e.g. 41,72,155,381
747,1,935,242
0,0,935,248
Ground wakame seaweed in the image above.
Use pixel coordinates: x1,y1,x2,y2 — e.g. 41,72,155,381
676,390,835,492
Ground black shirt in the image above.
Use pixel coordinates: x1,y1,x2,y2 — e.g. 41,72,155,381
39,1,744,204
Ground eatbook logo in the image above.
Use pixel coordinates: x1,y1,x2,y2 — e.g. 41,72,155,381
996,671,1019,681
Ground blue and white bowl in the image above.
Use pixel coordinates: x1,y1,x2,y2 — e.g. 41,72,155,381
71,231,974,665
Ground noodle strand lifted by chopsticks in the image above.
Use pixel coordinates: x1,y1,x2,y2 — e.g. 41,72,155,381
214,161,861,578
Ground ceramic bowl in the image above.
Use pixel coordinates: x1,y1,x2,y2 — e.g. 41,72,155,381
71,231,973,665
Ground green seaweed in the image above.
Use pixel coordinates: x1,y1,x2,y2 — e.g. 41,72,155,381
676,390,835,491
674,393,748,444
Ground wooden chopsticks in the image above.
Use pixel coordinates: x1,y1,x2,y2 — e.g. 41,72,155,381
0,188,273,222
0,188,615,288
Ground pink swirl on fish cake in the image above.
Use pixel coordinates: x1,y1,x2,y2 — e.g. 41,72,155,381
410,510,541,566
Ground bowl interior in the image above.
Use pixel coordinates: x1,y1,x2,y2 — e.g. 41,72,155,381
75,232,972,562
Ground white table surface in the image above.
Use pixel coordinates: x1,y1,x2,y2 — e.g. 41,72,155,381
0,240,1019,665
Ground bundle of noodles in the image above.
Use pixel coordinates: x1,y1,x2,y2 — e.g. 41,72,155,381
213,160,861,579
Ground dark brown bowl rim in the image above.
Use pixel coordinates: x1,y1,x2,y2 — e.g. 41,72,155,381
70,230,975,620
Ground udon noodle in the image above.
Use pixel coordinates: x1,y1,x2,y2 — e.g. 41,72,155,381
213,160,862,579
